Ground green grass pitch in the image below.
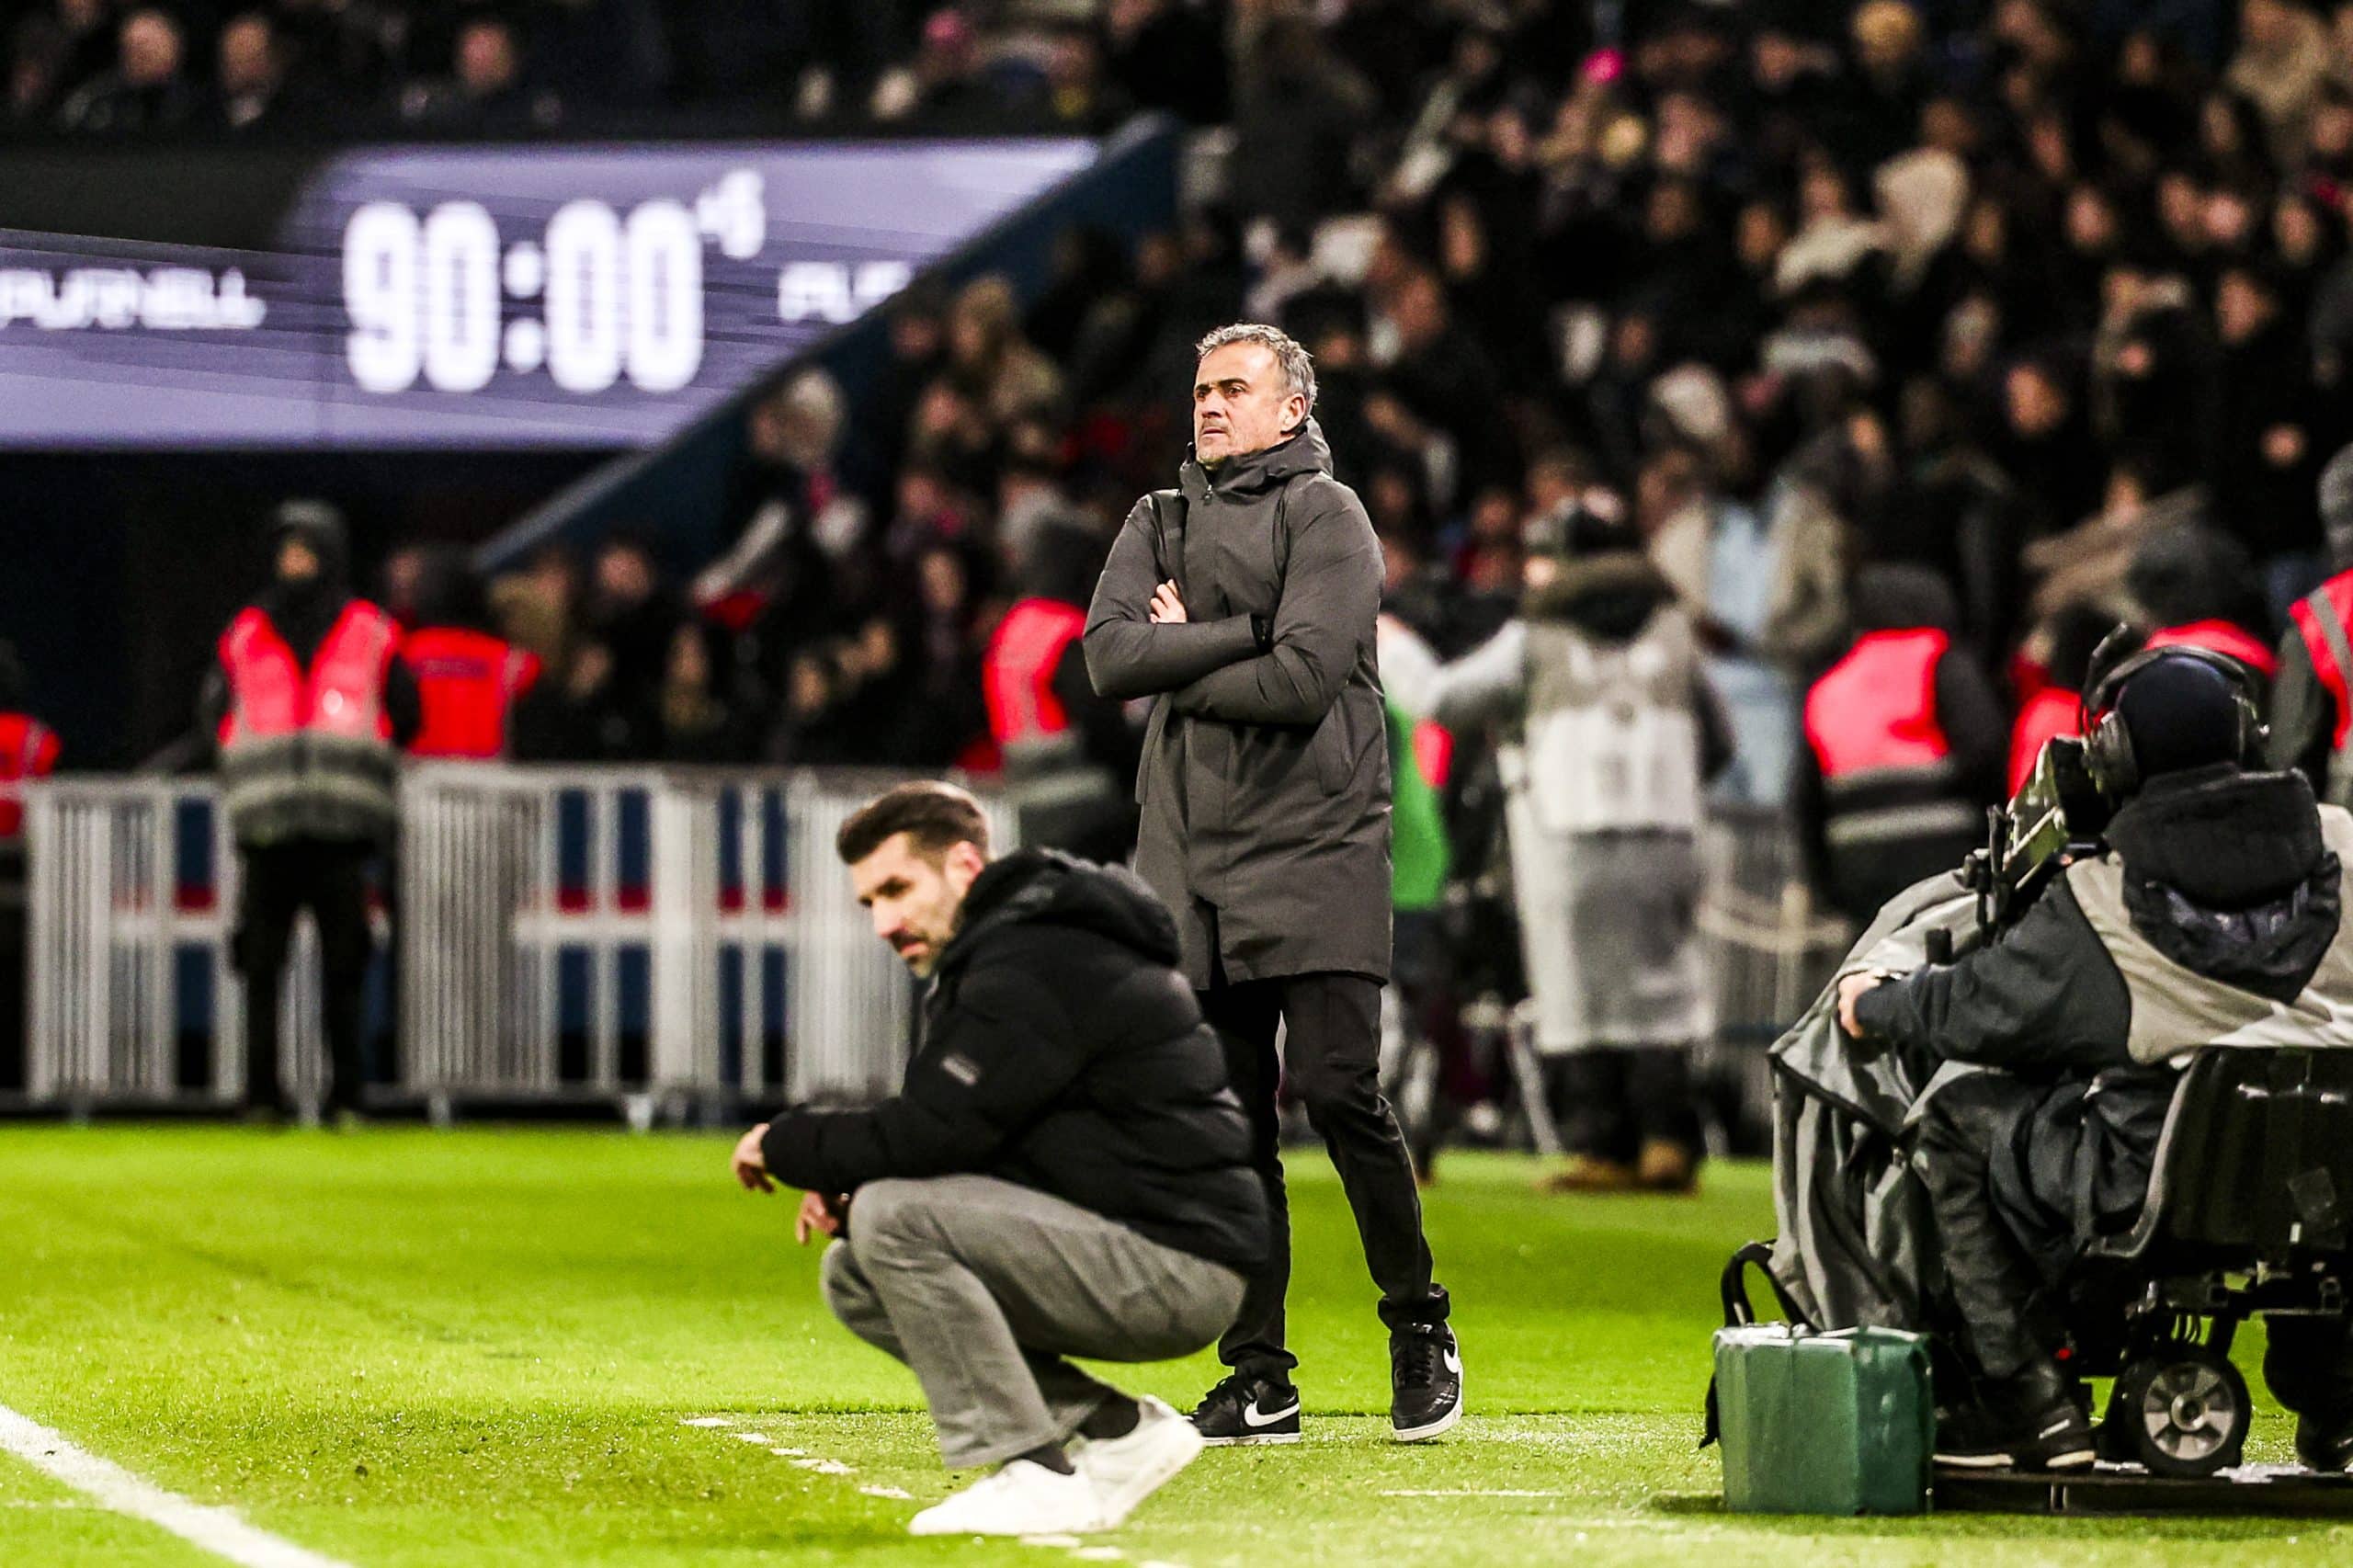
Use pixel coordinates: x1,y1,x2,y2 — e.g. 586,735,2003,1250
0,1126,2346,1565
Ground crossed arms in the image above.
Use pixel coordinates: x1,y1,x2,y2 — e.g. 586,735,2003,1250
1082,491,1381,726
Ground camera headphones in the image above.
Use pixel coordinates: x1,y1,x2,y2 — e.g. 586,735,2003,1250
2076,627,2268,799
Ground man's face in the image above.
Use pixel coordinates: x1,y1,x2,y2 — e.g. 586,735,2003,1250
851,832,984,977
1193,341,1305,466
277,537,321,584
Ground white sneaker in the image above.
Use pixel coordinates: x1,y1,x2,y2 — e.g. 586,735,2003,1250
906,1459,1108,1537
1073,1397,1205,1528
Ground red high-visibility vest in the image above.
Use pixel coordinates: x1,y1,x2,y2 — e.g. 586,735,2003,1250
0,711,60,841
2007,684,2082,797
2291,572,2353,749
983,598,1088,749
220,601,399,745
2144,619,2279,678
404,625,540,759
1803,629,1956,778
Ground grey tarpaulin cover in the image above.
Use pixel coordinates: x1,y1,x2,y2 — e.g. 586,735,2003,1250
1758,871,1985,1331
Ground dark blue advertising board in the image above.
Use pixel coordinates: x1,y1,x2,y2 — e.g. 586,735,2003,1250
0,139,1094,449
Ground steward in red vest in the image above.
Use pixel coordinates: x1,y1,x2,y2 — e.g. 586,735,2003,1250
0,639,58,1087
0,647,59,847
399,548,540,760
983,520,1139,862
1797,566,2007,925
201,502,419,1119
2124,519,2277,703
2272,445,2353,804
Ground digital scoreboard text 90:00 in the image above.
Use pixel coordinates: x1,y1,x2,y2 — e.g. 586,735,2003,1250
340,176,910,398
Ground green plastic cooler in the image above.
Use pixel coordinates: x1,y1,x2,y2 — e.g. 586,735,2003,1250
1713,1324,1934,1515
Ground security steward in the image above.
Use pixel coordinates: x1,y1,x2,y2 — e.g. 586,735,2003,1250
2271,443,2353,802
400,547,540,760
1797,565,2006,926
202,502,418,1119
0,640,60,1090
982,519,1137,864
1838,647,2353,1471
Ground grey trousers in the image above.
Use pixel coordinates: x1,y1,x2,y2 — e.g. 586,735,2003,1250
821,1175,1248,1469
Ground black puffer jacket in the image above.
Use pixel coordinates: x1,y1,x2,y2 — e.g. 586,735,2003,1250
759,850,1267,1268
1855,767,2342,1071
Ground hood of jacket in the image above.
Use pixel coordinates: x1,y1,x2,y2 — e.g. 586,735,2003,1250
1521,550,1677,642
1178,418,1333,503
2106,766,2343,1000
935,848,1183,980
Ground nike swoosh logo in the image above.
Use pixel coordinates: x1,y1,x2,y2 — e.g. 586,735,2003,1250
1242,1401,1302,1427
1443,1349,1461,1376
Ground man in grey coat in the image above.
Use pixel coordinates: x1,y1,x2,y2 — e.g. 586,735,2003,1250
1085,323,1459,1447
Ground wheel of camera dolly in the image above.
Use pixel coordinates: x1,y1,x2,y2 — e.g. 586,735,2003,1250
2105,1346,2250,1477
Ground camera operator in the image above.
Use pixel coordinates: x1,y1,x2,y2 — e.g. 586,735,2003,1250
1838,648,2353,1471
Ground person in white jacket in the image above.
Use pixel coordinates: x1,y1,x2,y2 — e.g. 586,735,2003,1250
1382,503,1731,1192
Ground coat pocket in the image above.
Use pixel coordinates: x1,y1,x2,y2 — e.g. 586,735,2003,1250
1135,699,1169,804
1311,699,1353,794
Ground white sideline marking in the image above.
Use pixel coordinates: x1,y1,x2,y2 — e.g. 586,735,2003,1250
685,1415,1193,1567
0,1402,352,1568
1381,1488,1571,1498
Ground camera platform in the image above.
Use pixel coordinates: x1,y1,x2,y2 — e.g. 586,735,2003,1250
1936,1463,2353,1516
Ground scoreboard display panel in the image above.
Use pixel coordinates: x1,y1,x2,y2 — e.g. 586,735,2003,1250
0,138,1094,449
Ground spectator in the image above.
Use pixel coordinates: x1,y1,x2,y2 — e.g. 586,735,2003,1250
210,11,300,133
402,13,557,131
57,7,195,131
943,276,1063,429
657,620,754,764
2227,0,2336,165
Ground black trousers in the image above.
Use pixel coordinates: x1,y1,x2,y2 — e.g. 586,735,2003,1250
1202,968,1448,1378
1556,1047,1700,1164
234,838,375,1113
1914,1073,2059,1381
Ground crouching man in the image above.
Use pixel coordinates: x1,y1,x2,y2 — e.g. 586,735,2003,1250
1839,649,2353,1471
730,781,1266,1536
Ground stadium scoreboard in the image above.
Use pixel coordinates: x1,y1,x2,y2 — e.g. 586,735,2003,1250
0,139,1095,449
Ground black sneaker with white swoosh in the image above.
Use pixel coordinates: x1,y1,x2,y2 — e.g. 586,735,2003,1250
1390,1324,1463,1441
1189,1371,1302,1446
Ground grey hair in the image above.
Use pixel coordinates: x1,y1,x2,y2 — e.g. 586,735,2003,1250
1195,322,1316,415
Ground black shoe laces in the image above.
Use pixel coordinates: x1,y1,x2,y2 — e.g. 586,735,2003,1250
1395,1332,1447,1392
1200,1372,1253,1414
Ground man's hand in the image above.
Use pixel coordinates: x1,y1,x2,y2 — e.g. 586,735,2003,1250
794,1190,845,1245
732,1123,775,1193
1149,580,1188,624
1836,971,1883,1039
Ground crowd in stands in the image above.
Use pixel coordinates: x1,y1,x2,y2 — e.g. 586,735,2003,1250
2,0,1191,135
23,0,2353,846
403,1,2353,827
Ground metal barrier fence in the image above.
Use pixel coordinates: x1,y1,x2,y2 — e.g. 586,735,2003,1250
22,769,1829,1126
21,767,1013,1118
1697,802,1851,1045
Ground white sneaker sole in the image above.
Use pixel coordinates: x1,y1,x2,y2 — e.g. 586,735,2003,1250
907,1505,1109,1538
1086,1417,1206,1527
1199,1430,1302,1448
1933,1448,2096,1471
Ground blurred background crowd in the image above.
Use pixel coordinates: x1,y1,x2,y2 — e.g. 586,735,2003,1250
15,0,2353,1150
311,0,2353,805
